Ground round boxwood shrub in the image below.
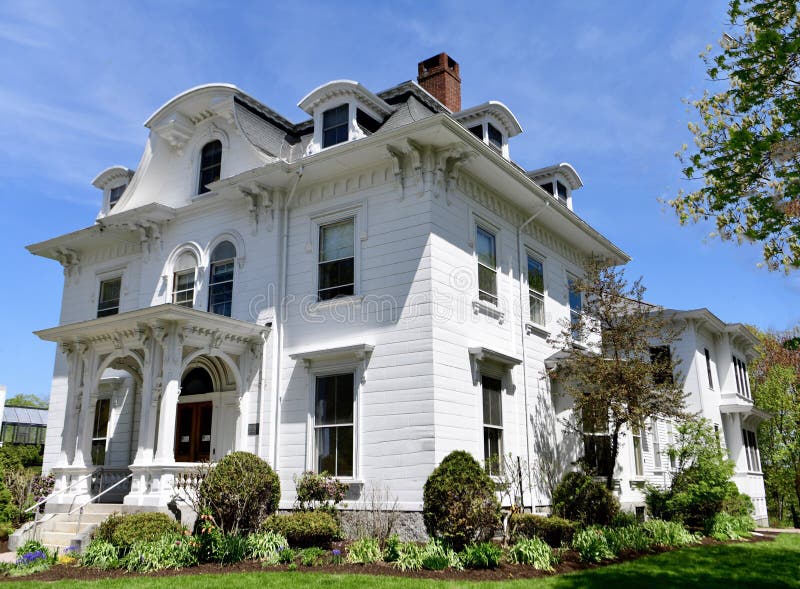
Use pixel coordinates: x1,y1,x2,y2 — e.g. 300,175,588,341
261,511,339,548
510,513,576,547
552,471,619,526
199,451,280,535
97,512,182,549
422,450,500,551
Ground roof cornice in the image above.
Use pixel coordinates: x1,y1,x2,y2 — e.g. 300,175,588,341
297,80,394,118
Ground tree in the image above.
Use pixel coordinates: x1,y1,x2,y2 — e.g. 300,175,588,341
549,256,687,490
670,0,800,271
5,394,47,409
751,329,800,525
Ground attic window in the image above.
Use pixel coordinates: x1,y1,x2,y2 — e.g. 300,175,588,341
108,185,125,209
487,124,503,150
198,140,222,195
556,181,568,203
322,104,349,148
356,109,381,135
469,125,483,139
539,182,554,195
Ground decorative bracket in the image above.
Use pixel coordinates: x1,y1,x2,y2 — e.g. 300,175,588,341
54,247,80,282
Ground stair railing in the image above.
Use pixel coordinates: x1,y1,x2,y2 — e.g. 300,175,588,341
68,473,134,531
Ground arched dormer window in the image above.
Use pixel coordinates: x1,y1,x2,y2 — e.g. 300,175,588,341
208,241,235,317
198,140,222,195
172,251,198,308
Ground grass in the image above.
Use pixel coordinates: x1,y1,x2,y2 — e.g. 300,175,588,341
2,534,798,588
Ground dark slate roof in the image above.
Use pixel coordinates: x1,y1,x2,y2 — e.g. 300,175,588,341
2,406,48,426
379,95,435,132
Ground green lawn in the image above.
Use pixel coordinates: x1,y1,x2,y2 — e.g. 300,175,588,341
4,534,799,589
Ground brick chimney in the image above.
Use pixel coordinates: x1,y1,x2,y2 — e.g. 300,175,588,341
417,53,461,112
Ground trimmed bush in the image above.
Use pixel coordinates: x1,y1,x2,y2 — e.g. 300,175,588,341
572,527,615,563
262,511,339,548
96,512,181,549
199,452,280,535
422,450,500,551
510,514,576,547
552,471,619,526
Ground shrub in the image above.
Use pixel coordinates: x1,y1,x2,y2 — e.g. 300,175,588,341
509,537,555,571
245,530,288,562
421,540,462,571
199,452,280,535
294,471,348,514
422,450,500,551
510,514,576,547
552,471,619,526
0,522,15,541
211,534,248,564
393,542,424,571
80,540,120,569
572,528,615,563
105,512,182,549
706,512,755,541
461,542,503,569
610,511,639,528
641,519,700,547
277,547,296,564
346,537,382,564
722,492,755,518
602,525,653,554
383,533,401,562
121,534,198,572
262,511,339,548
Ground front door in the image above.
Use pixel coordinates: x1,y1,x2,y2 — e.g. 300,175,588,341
174,402,213,462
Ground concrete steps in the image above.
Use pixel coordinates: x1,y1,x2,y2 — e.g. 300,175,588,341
10,504,125,554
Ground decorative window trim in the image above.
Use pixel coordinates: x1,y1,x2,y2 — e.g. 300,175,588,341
94,265,127,317
472,214,501,310
525,247,547,332
207,240,237,317
566,272,583,342
189,124,230,199
164,243,204,307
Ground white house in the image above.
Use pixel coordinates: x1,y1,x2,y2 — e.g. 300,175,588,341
25,53,765,543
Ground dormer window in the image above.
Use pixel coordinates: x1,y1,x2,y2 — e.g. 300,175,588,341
487,123,503,150
108,185,126,209
322,104,349,148
539,180,569,205
198,140,222,195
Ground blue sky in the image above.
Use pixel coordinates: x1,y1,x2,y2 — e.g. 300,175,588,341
1,1,798,401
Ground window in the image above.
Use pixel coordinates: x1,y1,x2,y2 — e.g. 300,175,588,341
476,226,497,305
652,419,662,469
198,140,222,195
487,123,503,150
583,406,612,477
649,346,674,385
172,251,197,308
743,429,761,472
468,125,484,140
539,181,554,195
632,425,644,477
315,373,354,477
666,422,677,469
97,277,121,317
108,185,125,209
556,181,568,204
91,399,110,466
482,375,503,475
527,255,545,325
208,241,235,317
705,348,714,389
568,277,582,339
733,356,751,399
318,218,355,301
322,104,349,148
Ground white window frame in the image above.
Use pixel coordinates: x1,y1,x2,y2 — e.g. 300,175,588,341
95,267,125,318
481,373,504,476
311,205,363,304
632,425,644,477
474,217,500,307
172,268,196,307
651,418,663,470
526,250,546,328
743,429,761,472
465,115,509,158
91,397,111,466
567,273,583,341
306,362,362,481
190,127,229,199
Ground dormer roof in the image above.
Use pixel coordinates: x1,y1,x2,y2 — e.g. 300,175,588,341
454,101,523,137
527,163,583,190
297,80,394,118
91,166,134,189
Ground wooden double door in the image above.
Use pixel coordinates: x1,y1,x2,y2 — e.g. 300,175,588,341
174,402,213,462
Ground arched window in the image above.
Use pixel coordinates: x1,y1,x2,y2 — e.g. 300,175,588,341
181,367,214,396
198,140,222,195
208,241,235,317
172,251,197,307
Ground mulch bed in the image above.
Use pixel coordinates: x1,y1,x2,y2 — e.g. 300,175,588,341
3,532,778,583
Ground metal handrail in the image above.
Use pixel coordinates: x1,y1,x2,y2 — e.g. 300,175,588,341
24,470,96,514
68,473,133,517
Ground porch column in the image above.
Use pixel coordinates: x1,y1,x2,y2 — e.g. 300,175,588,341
57,340,85,467
154,323,183,464
72,344,97,468
132,326,159,465
236,337,263,452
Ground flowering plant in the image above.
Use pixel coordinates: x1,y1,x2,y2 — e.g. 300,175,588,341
293,471,349,513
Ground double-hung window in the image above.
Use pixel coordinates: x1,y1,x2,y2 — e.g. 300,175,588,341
91,399,110,466
582,405,612,477
318,219,355,301
567,277,582,340
315,373,354,477
743,429,761,472
322,104,349,148
632,425,644,477
650,346,674,385
172,251,197,308
651,419,662,469
476,226,497,305
97,277,121,317
527,255,545,325
108,185,125,209
208,241,236,317
732,356,751,399
198,140,222,195
482,375,503,475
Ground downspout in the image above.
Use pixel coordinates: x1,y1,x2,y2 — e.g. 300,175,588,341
272,165,305,469
517,200,550,509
